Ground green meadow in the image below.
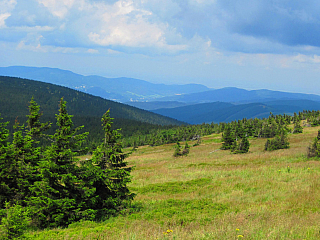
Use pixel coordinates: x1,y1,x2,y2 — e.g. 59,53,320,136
26,126,320,239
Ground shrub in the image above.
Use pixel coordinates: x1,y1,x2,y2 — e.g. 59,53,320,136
232,136,250,154
307,130,320,157
265,133,290,151
173,142,190,157
0,203,30,240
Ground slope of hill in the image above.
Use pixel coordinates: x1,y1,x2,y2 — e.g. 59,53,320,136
0,66,210,102
25,125,320,239
152,102,234,123
0,76,185,140
152,100,320,124
158,87,320,103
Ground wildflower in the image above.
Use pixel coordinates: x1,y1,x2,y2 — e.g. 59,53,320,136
236,229,240,231
237,235,244,238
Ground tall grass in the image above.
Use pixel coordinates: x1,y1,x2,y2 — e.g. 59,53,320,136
26,126,320,239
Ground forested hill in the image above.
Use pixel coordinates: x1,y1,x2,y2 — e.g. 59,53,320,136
0,76,185,140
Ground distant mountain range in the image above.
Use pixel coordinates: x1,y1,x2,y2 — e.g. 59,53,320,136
0,66,210,102
152,100,320,124
2,66,320,125
156,87,320,103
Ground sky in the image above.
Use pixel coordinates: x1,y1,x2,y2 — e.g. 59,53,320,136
1,0,320,94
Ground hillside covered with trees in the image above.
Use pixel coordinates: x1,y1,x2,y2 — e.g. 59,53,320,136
0,76,185,146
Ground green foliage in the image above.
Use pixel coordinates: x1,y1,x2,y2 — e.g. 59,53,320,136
0,76,184,149
264,132,290,151
173,142,190,157
26,97,51,140
221,125,235,150
28,98,90,228
293,121,303,134
82,110,135,220
0,203,30,240
0,97,135,231
232,136,250,154
173,142,182,157
307,130,320,158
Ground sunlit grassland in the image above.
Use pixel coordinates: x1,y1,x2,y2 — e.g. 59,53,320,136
27,126,320,239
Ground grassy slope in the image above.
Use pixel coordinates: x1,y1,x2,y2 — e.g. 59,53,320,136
27,124,320,239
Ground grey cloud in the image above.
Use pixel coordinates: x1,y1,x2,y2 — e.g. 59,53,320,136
217,0,320,48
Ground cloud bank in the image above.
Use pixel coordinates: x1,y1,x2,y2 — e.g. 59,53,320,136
2,0,320,55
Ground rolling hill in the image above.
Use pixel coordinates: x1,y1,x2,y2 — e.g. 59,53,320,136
158,87,320,103
0,76,185,141
152,100,320,124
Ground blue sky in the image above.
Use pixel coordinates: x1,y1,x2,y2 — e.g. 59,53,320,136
1,0,320,94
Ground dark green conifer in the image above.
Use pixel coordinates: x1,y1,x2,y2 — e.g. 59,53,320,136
84,110,135,219
221,125,235,150
28,98,89,228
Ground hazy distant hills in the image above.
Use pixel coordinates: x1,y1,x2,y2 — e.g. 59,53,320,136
0,66,210,102
152,100,320,124
125,101,193,110
158,87,320,103
2,66,320,125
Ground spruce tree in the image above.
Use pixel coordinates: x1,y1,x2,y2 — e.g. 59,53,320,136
0,115,11,207
28,98,89,227
232,136,250,154
264,131,290,151
84,110,135,219
0,98,50,209
26,97,51,140
221,125,235,150
308,130,320,157
173,142,182,157
182,142,190,156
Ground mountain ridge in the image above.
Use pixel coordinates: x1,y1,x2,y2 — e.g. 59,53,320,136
0,66,210,102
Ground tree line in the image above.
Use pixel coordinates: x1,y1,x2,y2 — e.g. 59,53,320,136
123,110,320,155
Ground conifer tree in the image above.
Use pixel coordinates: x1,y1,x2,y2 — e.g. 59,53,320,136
0,98,50,209
182,142,190,156
308,130,320,157
173,142,182,157
26,97,51,140
292,114,303,134
84,110,135,219
232,136,250,154
28,98,89,227
264,131,290,151
0,115,11,207
221,125,235,150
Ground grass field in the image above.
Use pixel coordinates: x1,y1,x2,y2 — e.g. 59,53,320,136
26,126,320,239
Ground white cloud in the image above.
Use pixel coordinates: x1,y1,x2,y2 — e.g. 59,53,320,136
86,0,186,52
0,0,17,14
87,48,98,54
0,0,17,28
37,0,75,18
0,13,11,28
